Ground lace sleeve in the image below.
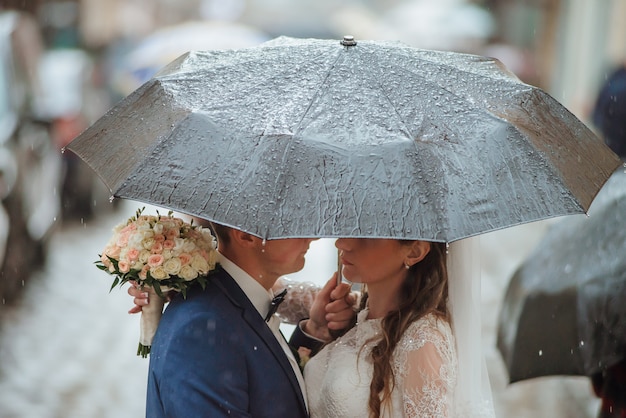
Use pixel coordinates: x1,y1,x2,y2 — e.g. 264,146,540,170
273,276,320,325
397,318,457,418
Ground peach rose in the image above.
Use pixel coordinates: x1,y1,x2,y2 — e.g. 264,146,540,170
151,242,163,254
178,253,192,265
148,254,164,268
118,261,131,273
127,248,140,262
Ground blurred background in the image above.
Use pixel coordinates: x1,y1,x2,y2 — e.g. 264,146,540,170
0,0,624,417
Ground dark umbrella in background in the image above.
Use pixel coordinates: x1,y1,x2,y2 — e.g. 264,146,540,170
497,168,626,383
592,65,626,160
65,36,620,243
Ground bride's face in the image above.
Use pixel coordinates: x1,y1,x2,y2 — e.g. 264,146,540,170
336,238,411,284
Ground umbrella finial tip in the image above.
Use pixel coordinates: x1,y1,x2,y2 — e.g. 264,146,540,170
340,35,357,47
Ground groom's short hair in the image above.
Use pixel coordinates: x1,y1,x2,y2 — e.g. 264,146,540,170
208,222,231,245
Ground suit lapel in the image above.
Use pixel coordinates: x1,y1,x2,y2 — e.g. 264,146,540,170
213,270,308,415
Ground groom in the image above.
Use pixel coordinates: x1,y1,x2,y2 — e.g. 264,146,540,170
144,222,354,417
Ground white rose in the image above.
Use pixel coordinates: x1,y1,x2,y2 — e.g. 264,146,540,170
139,250,151,264
119,247,129,262
191,254,210,274
163,257,182,275
150,266,168,280
207,250,218,270
182,240,196,253
173,237,185,252
179,265,198,281
201,230,217,248
128,233,142,248
142,237,155,250
153,223,164,234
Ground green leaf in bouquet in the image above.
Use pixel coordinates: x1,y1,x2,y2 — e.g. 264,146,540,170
110,276,120,292
196,274,207,290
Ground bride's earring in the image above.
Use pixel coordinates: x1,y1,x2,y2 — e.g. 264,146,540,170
404,262,411,270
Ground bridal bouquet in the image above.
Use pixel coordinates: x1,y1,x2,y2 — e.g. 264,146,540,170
96,207,219,357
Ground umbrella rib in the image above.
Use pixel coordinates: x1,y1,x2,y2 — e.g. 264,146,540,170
291,50,344,134
404,49,524,86
266,49,344,237
385,56,531,116
366,55,414,139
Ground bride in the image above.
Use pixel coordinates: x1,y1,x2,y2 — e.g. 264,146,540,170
278,237,494,417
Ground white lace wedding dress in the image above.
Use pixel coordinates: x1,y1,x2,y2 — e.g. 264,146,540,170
274,275,494,418
304,309,457,418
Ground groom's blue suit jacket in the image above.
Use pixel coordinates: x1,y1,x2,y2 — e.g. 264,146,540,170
146,267,308,418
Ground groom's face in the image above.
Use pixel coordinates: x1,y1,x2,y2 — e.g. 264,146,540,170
261,238,316,277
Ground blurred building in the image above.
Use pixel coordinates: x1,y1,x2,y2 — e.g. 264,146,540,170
486,0,626,120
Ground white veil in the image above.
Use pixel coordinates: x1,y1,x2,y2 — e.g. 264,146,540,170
447,237,496,417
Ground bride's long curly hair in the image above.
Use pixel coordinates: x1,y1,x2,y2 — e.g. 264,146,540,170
359,241,449,418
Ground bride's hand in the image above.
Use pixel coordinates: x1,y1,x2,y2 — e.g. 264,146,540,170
305,274,356,340
127,281,149,314
127,281,176,313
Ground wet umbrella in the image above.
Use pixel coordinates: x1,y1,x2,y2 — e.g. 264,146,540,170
66,36,620,242
497,169,626,383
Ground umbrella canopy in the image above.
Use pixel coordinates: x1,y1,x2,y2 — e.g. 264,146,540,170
66,36,620,242
497,169,626,382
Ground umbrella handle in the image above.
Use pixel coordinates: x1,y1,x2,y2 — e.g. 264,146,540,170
329,248,349,341
336,248,343,287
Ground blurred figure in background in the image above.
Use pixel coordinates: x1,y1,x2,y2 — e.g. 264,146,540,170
589,65,626,418
592,65,626,160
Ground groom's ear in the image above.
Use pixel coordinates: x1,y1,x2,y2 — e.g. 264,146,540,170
230,229,258,248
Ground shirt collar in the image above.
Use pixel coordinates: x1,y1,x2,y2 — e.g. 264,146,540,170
217,252,274,320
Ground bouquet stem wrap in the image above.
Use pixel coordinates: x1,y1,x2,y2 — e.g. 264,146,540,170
137,286,165,358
